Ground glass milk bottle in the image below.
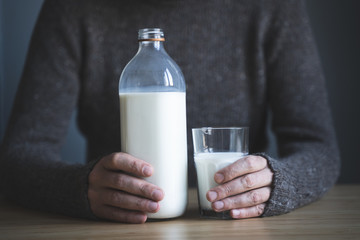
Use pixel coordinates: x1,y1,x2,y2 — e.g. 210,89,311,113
119,28,187,219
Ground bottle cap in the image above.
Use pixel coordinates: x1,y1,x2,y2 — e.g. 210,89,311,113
138,28,165,42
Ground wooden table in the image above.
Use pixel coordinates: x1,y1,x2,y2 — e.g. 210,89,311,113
1,185,360,240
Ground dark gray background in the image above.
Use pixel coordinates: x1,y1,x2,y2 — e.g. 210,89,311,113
1,0,359,183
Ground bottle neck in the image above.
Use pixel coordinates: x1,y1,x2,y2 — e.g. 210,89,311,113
138,40,164,51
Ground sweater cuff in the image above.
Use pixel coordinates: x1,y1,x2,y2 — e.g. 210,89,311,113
80,158,100,220
253,152,296,217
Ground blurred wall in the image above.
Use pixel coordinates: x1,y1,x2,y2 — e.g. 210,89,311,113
0,0,86,164
306,0,360,183
0,0,359,182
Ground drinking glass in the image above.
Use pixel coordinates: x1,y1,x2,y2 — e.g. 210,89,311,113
192,127,249,219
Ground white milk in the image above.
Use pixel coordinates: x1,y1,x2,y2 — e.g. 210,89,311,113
195,152,245,210
119,92,188,218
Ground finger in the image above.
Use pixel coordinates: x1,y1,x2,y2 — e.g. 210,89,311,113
230,203,266,219
211,187,271,212
102,172,164,201
214,155,268,184
207,167,273,202
100,189,160,213
102,152,153,178
94,204,148,224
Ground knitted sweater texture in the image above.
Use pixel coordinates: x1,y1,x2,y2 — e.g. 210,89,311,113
0,0,340,219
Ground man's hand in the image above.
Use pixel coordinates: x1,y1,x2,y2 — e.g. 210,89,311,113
206,155,273,219
88,152,164,223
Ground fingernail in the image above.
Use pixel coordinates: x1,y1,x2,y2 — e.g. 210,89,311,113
142,166,152,176
208,191,218,201
232,209,241,217
151,189,163,200
148,202,158,211
213,201,224,210
133,213,147,223
215,173,224,183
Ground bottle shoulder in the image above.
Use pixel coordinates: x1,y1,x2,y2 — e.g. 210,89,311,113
119,48,185,93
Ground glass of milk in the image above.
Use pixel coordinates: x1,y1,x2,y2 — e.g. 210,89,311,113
192,127,249,219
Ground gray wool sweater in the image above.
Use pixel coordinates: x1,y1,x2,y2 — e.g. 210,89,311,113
0,0,340,219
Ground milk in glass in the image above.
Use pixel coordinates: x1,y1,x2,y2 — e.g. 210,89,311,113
194,152,245,210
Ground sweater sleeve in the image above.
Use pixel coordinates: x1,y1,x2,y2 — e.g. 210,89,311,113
0,0,96,219
261,0,340,216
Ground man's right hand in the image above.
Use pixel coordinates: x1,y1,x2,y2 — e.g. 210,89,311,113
88,152,164,223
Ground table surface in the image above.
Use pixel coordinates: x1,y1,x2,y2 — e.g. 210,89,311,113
1,185,360,240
